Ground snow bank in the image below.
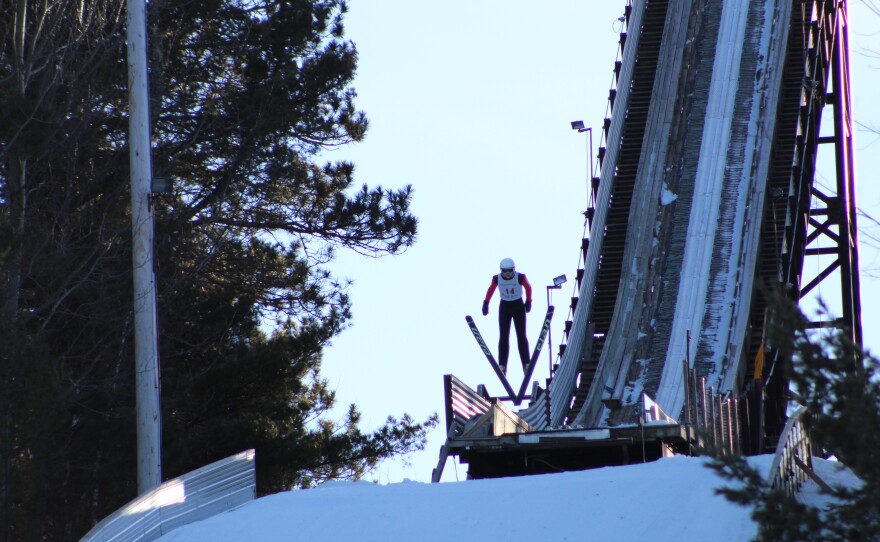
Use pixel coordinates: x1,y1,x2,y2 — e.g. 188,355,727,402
157,456,760,542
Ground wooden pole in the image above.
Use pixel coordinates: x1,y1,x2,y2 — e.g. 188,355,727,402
126,0,162,493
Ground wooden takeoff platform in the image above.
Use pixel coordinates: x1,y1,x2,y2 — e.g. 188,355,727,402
432,375,692,482
448,423,688,480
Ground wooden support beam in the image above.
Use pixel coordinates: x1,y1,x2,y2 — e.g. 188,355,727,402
794,456,834,493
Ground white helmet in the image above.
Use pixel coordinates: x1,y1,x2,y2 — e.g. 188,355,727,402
500,258,515,272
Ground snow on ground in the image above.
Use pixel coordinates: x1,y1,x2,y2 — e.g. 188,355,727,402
798,457,863,511
156,455,854,542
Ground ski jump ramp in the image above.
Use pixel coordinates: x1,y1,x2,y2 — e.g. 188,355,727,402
438,0,860,480
569,0,790,429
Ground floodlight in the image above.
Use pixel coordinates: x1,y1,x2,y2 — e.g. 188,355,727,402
553,274,567,287
570,120,585,131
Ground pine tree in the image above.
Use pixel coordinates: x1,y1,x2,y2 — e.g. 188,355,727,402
709,294,880,541
0,1,436,538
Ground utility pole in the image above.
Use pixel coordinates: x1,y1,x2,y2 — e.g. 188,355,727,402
126,0,162,493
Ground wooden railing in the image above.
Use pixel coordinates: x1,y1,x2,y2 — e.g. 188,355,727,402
768,406,813,496
680,361,742,456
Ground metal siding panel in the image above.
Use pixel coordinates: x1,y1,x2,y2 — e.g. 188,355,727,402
81,450,256,542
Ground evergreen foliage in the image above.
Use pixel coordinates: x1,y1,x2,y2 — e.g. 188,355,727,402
0,1,436,539
709,295,880,541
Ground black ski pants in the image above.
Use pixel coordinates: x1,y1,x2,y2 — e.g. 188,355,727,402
498,299,529,369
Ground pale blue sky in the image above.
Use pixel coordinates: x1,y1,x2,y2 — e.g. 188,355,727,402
319,1,880,483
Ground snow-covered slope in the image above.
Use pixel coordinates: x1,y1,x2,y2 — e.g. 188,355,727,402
154,456,857,542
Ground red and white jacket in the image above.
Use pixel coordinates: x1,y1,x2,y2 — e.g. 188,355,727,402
484,272,532,303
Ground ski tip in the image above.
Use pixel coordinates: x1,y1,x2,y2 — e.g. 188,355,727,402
465,315,474,322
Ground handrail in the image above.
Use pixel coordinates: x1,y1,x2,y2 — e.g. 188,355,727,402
768,406,812,496
444,374,492,434
81,449,256,542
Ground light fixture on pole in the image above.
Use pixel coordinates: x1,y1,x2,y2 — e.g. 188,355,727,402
546,274,567,375
570,120,594,181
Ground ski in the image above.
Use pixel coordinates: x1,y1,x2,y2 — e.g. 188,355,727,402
465,315,517,400
517,305,555,402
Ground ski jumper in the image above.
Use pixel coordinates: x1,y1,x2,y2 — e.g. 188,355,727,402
484,272,533,369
